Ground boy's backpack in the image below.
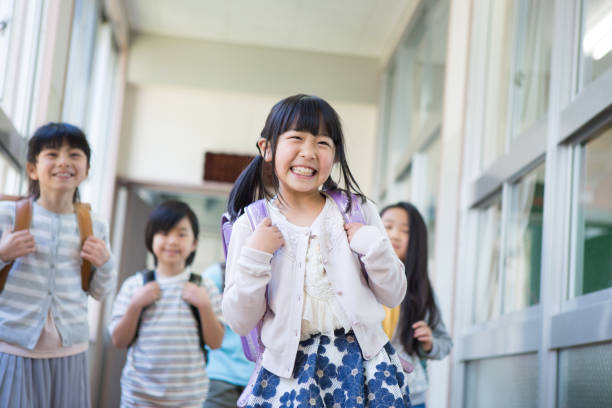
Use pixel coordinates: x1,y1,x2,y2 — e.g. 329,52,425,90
0,195,94,293
130,270,208,363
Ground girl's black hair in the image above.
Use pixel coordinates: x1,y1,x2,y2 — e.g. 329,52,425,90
227,94,365,220
381,201,440,356
145,200,200,266
27,122,91,202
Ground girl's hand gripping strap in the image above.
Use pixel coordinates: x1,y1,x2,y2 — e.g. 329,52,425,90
326,190,368,280
0,196,33,293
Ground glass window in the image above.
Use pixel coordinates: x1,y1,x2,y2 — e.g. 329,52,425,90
3,160,21,195
480,0,554,168
422,138,441,258
0,0,15,101
389,171,412,205
502,163,545,313
509,0,554,139
570,126,612,297
381,0,448,180
63,0,100,127
473,196,502,323
580,0,612,88
407,0,449,141
3,0,44,135
558,342,612,407
385,58,407,171
481,0,516,169
464,353,538,407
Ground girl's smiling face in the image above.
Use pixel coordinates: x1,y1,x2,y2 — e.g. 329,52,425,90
26,142,89,198
381,207,410,260
260,128,336,200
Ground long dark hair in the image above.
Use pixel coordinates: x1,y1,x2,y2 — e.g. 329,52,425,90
227,94,365,220
27,122,91,202
381,201,439,355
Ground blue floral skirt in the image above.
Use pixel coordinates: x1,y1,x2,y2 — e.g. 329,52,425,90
243,329,411,408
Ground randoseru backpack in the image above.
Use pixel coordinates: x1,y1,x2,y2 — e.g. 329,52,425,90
220,190,367,406
129,270,208,363
0,195,94,293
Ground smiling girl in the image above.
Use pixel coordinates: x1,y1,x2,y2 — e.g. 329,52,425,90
223,94,411,407
0,123,115,407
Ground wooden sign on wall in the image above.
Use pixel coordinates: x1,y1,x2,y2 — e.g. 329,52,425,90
203,152,255,183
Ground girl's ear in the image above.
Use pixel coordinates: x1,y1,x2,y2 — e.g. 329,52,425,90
257,138,272,162
191,239,198,253
26,162,38,180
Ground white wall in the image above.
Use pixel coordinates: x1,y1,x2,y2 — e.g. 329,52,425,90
117,34,380,196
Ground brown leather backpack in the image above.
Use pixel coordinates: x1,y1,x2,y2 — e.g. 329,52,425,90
0,195,94,293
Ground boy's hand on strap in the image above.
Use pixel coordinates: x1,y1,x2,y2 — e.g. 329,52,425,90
81,236,111,268
0,230,36,262
246,217,284,255
182,282,211,309
131,281,161,310
344,222,364,244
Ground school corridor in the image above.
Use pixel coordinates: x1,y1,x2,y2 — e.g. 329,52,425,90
0,0,611,407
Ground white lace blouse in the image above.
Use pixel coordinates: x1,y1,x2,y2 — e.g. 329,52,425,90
267,198,352,340
300,235,352,340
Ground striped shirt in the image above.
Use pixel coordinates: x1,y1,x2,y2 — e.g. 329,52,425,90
109,268,224,408
0,200,115,350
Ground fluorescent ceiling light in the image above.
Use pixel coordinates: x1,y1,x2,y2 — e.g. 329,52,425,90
583,8,612,60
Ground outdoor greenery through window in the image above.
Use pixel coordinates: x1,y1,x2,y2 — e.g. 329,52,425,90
571,125,612,297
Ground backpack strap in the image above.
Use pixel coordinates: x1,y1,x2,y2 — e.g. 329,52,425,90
75,203,94,292
325,189,366,224
128,270,156,347
244,199,269,230
129,271,209,363
0,198,94,294
0,197,33,293
188,273,208,363
220,200,268,261
326,190,368,281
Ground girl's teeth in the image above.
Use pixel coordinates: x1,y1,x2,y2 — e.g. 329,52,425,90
293,167,314,176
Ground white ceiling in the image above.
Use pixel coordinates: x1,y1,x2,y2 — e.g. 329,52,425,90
124,0,413,58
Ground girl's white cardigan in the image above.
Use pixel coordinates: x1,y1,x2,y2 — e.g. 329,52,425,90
222,197,406,378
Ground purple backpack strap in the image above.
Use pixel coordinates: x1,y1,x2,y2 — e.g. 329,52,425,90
241,200,269,363
236,200,270,407
326,190,368,280
326,189,366,224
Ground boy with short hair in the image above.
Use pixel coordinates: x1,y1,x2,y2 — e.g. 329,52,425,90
110,200,224,407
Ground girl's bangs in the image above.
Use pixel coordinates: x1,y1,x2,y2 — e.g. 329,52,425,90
282,98,342,144
30,124,91,161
